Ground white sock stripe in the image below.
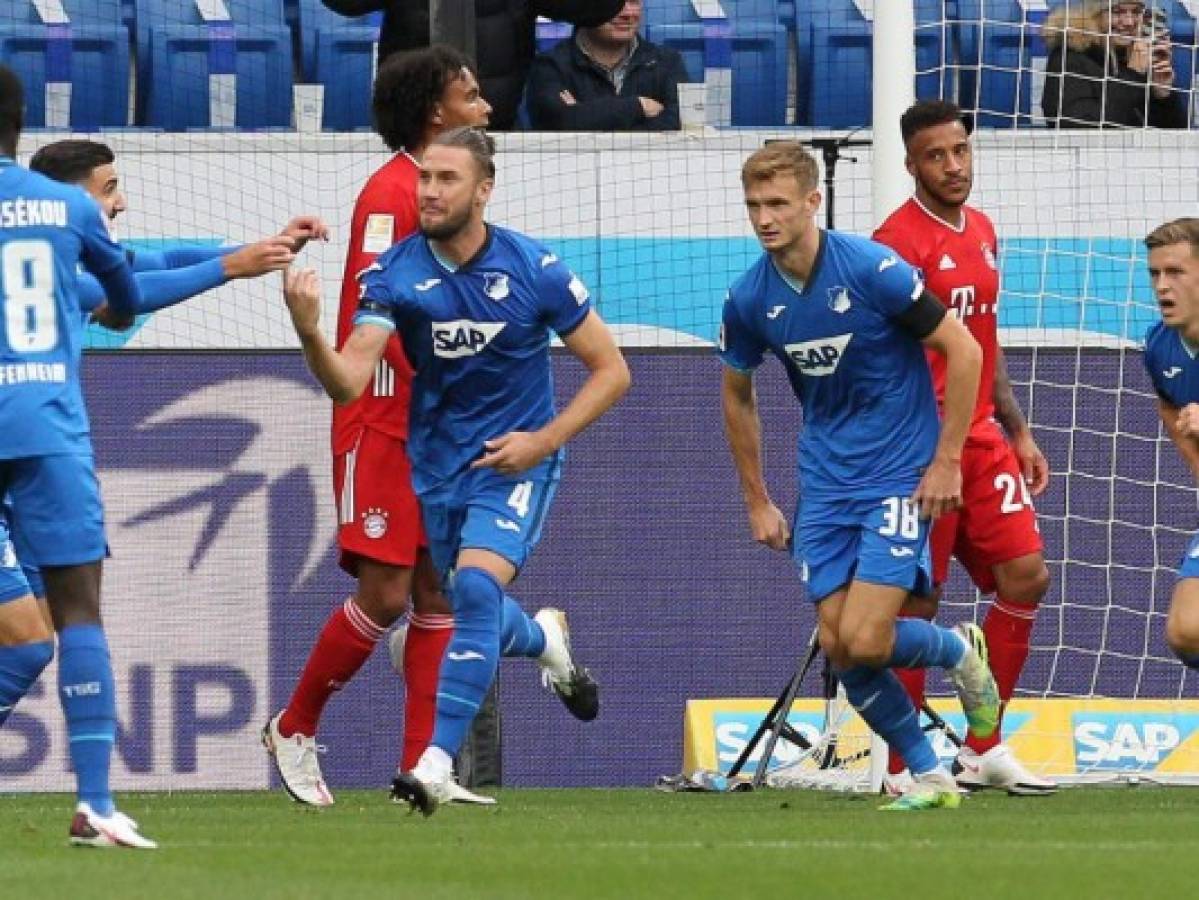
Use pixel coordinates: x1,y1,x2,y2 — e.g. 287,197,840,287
993,600,1038,621
409,613,454,630
342,599,385,640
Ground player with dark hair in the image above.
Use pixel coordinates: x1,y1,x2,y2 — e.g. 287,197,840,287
720,140,999,811
26,139,323,325
1141,219,1199,668
281,125,628,816
263,47,497,808
874,99,1056,796
0,65,153,847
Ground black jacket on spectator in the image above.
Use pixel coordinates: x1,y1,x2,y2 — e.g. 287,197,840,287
526,33,687,131
1042,45,1188,129
321,0,624,130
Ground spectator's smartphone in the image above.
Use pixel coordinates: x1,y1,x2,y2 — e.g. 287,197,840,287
1143,7,1171,59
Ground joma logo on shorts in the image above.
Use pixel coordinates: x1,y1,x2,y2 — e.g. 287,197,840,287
785,333,853,376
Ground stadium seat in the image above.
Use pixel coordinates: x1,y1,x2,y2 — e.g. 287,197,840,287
535,17,572,54
796,0,951,128
956,0,1037,127
297,0,380,131
136,0,293,130
644,0,788,126
0,0,130,130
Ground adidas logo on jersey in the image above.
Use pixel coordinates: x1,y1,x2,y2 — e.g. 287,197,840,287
938,254,957,271
784,333,853,376
432,320,506,358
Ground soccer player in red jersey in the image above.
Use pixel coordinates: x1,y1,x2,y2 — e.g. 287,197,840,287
264,46,492,806
873,100,1056,795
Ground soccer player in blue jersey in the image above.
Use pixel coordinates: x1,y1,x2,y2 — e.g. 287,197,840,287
719,141,1000,811
0,66,155,847
1141,218,1199,671
281,126,629,816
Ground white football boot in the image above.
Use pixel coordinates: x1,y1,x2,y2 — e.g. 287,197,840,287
69,803,158,849
954,744,1058,795
534,608,599,721
262,711,334,807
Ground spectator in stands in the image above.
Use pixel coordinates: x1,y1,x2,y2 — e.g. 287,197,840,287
319,1,623,130
1041,0,1188,128
525,0,686,131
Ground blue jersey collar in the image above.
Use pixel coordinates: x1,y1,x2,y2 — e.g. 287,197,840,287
425,223,494,274
771,228,826,297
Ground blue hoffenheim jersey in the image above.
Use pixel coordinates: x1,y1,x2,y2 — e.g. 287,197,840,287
720,229,939,499
356,225,592,492
1144,322,1199,408
0,159,130,458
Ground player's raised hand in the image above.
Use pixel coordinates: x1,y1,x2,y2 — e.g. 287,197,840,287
471,431,554,475
1177,403,1199,439
223,235,296,279
281,216,331,252
912,455,963,520
89,303,135,332
747,500,790,552
1012,431,1050,497
282,267,322,337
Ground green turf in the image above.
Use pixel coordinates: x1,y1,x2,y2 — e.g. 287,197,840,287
5,788,1199,899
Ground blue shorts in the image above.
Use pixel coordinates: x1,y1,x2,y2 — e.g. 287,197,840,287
420,454,563,580
1178,531,1199,580
794,494,933,603
0,517,33,604
0,453,106,569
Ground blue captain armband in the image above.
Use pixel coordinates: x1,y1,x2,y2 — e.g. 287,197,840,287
353,298,396,331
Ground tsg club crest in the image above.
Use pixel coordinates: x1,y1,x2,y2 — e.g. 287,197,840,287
483,272,510,301
827,286,852,314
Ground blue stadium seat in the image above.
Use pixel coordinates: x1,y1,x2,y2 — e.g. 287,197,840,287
0,0,130,130
136,0,292,130
534,17,572,54
298,0,380,131
796,0,951,128
644,0,788,126
956,0,1037,127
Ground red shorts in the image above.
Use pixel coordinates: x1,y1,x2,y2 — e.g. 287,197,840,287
930,420,1043,593
333,428,425,575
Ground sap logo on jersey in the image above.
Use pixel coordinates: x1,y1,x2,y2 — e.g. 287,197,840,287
714,712,825,772
785,333,853,376
1073,713,1199,771
432,320,506,358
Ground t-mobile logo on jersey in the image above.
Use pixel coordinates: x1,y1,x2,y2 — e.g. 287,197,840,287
432,320,507,358
784,333,853,376
948,285,993,319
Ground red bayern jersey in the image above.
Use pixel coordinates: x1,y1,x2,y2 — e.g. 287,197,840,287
331,153,420,455
873,197,1001,429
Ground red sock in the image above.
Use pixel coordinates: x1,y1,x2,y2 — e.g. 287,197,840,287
966,598,1037,753
279,598,384,738
888,667,926,774
400,612,454,771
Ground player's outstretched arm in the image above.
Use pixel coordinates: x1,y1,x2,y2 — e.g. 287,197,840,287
472,310,631,475
720,367,790,551
1160,399,1199,481
282,267,388,404
914,314,982,519
994,346,1050,496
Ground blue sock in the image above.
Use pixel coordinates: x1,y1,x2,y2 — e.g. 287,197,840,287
500,594,546,658
0,640,54,726
431,568,502,757
57,625,116,816
888,619,966,669
838,664,939,775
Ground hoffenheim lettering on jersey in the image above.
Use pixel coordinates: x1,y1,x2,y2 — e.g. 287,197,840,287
355,225,591,492
719,229,939,499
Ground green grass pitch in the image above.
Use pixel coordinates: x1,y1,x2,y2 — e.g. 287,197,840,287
5,788,1199,898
